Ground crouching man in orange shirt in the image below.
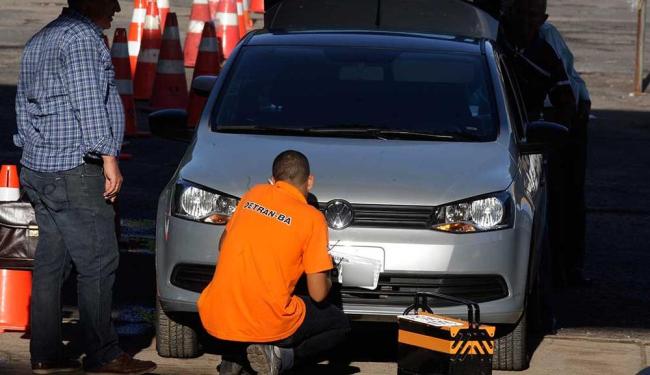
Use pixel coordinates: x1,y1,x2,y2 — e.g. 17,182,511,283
198,150,350,374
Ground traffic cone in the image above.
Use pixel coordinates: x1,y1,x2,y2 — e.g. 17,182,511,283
184,0,211,67
208,0,220,20
236,0,246,38
150,13,188,110
0,269,31,333
134,0,162,100
215,0,240,59
128,0,147,78
111,28,143,139
242,0,252,31
157,0,170,29
0,165,20,202
250,0,263,13
187,22,223,127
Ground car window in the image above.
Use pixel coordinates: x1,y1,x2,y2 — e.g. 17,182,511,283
212,45,498,141
496,54,527,140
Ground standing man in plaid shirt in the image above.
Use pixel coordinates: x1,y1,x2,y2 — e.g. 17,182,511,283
14,0,156,374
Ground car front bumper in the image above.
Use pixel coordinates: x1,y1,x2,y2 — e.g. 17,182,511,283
156,188,533,325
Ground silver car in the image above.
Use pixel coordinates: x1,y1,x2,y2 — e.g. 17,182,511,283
150,8,566,371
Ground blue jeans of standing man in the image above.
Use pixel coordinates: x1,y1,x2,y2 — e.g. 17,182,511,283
20,163,123,368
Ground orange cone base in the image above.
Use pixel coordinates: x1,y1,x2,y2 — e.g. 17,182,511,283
0,269,32,333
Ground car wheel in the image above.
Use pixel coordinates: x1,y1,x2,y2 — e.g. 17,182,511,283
493,312,529,371
155,298,202,358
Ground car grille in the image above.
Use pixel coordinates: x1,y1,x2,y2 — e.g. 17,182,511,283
319,203,436,229
340,274,508,306
171,264,508,307
170,264,215,293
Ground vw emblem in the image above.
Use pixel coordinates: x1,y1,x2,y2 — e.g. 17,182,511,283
324,200,354,230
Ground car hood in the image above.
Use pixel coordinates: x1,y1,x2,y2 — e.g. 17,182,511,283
179,133,515,206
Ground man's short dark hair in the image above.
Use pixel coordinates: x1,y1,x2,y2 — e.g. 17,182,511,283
67,0,85,9
272,150,310,185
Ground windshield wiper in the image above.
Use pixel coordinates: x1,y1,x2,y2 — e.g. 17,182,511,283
310,126,478,141
217,125,308,135
375,129,456,141
308,125,389,139
218,125,486,141
438,129,486,141
376,128,486,141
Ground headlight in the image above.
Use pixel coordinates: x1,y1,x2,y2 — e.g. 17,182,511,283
172,180,239,225
432,191,513,233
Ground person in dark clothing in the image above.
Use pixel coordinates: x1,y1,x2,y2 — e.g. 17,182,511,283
502,0,591,288
15,0,157,373
540,21,592,287
501,0,576,124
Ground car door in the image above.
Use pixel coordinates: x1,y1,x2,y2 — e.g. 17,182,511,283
495,49,548,296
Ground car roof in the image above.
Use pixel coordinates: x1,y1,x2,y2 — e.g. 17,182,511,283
264,0,499,40
246,30,484,55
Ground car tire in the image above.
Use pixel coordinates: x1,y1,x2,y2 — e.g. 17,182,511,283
155,298,202,358
493,312,529,371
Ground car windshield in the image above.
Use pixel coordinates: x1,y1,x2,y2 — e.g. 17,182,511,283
213,45,498,141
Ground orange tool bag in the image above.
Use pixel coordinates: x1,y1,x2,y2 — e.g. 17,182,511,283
397,292,495,375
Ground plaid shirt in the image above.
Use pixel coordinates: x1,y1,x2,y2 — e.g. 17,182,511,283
14,8,124,172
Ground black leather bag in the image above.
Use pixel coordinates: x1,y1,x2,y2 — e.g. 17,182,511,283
0,197,37,270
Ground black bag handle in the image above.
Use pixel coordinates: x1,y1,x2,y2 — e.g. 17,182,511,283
403,292,481,328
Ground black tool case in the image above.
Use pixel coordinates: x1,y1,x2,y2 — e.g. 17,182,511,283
397,292,495,375
0,197,37,270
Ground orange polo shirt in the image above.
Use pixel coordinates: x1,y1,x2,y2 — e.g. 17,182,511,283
197,181,332,342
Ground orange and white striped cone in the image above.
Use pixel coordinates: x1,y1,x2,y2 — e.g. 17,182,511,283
128,0,147,78
157,0,170,29
208,0,220,20
215,0,240,59
111,28,142,140
0,269,32,332
236,0,246,38
0,165,20,202
250,0,263,13
242,0,252,31
187,22,223,128
184,0,211,67
133,0,162,100
150,13,188,110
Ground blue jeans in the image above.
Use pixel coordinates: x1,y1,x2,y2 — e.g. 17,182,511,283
20,163,123,368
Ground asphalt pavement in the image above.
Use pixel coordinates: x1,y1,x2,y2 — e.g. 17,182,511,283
1,0,650,374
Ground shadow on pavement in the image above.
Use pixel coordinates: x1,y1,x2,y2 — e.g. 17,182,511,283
550,110,650,338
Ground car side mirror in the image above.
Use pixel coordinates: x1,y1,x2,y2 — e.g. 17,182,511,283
519,120,569,155
148,109,193,143
191,75,218,97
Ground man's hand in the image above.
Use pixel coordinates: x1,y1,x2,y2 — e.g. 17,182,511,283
102,155,122,202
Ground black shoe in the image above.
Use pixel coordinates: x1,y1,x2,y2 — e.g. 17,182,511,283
32,359,82,374
85,353,156,374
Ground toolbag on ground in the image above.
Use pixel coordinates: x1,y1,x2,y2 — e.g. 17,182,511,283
397,292,495,375
0,197,37,270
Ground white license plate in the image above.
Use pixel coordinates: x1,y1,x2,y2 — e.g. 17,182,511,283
329,246,384,290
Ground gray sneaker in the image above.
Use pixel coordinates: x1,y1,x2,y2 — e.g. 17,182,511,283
217,359,255,375
246,344,282,375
